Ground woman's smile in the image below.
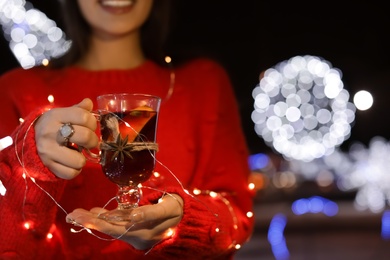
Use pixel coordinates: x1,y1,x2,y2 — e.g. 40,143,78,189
99,0,136,14
77,0,152,37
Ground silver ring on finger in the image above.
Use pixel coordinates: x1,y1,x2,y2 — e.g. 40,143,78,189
59,123,75,146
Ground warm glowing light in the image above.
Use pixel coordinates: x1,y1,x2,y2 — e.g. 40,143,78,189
42,59,49,66
215,228,220,233
46,233,53,239
273,171,296,188
248,172,265,191
0,136,13,151
23,221,32,230
19,118,24,123
246,211,254,218
47,95,54,103
353,90,373,111
235,244,241,250
165,56,172,64
165,228,174,238
316,170,334,187
209,191,217,198
153,171,160,178
193,188,201,195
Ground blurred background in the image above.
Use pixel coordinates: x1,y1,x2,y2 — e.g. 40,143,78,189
1,1,390,259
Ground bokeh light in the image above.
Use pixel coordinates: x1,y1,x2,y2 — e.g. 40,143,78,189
337,136,390,213
268,214,289,260
291,196,339,216
353,90,373,111
252,55,356,162
0,0,70,68
0,136,12,151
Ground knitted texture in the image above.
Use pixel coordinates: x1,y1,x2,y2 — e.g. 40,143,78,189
0,59,254,259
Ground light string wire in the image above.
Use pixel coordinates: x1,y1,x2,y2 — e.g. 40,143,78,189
76,112,241,253
14,113,188,246
11,62,244,253
90,111,222,220
14,114,70,221
162,56,175,104
13,111,241,249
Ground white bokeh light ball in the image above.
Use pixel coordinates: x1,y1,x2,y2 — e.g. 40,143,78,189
252,55,356,162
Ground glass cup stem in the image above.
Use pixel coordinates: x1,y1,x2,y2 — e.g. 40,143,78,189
97,185,141,223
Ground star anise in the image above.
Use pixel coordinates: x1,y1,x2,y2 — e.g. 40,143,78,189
105,134,134,163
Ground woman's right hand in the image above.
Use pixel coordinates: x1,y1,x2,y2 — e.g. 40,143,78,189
34,98,99,180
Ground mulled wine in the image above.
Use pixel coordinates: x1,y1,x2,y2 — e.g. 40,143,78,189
100,109,158,187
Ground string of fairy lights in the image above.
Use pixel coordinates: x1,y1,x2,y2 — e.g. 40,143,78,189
0,0,253,255
1,1,390,259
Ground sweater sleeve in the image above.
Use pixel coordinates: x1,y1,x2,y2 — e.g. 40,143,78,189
128,59,255,259
0,73,67,257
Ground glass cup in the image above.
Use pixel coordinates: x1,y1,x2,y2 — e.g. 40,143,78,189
87,93,161,223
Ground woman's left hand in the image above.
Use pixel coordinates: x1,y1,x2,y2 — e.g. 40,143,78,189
65,194,183,250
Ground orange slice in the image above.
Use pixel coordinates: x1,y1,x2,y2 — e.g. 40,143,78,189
119,105,156,142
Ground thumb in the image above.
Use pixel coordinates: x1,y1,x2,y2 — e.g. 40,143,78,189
74,98,94,111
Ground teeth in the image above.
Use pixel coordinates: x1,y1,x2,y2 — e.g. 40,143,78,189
101,0,134,7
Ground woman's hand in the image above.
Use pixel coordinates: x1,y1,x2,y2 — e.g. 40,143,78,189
65,194,184,250
34,98,99,179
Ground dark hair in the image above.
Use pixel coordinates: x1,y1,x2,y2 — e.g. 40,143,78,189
50,0,174,68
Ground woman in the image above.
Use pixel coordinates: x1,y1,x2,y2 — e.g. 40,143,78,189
0,0,254,259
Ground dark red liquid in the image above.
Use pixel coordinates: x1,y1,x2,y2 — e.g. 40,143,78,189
100,110,157,186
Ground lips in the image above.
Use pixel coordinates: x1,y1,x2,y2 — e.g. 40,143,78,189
98,0,136,14
100,0,135,7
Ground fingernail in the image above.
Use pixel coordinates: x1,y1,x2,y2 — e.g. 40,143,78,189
131,211,144,223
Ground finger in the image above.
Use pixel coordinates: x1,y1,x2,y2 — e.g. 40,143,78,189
131,195,183,223
90,207,109,214
130,204,166,223
58,124,99,149
38,137,86,167
73,98,94,111
51,146,87,168
66,209,128,237
69,98,97,131
39,147,86,179
66,208,107,229
44,160,82,180
59,107,97,132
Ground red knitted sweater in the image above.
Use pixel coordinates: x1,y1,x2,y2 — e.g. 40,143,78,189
0,59,254,259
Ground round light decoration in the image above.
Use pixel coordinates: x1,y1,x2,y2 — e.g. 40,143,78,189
252,55,356,162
